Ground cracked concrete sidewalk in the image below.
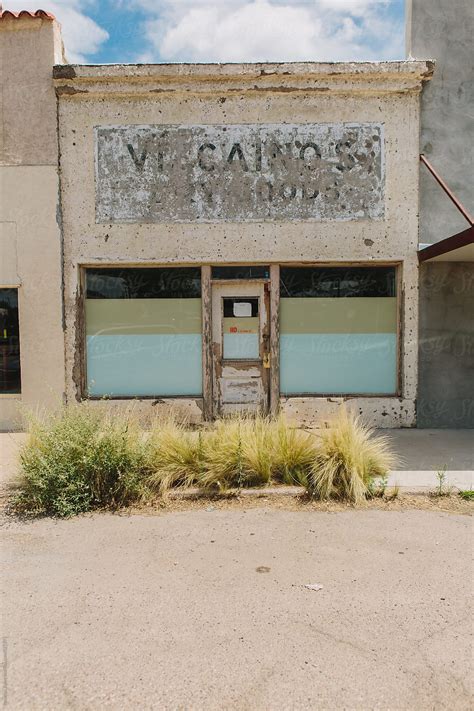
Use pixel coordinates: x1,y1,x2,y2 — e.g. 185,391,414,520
1,429,472,709
1,506,472,709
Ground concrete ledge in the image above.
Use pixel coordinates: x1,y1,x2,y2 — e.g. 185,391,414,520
388,470,473,492
166,469,473,499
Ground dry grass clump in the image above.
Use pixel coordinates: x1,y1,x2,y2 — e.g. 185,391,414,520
146,418,203,495
198,415,275,491
307,408,397,504
146,413,318,493
271,417,316,486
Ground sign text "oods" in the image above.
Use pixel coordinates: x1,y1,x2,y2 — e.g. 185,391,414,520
95,124,384,223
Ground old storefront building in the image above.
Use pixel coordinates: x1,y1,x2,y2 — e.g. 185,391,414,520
1,10,437,429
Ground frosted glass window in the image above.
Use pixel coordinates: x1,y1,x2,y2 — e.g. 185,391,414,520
280,267,397,395
223,297,259,359
85,268,202,397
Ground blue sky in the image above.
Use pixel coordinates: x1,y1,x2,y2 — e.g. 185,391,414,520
5,1,405,64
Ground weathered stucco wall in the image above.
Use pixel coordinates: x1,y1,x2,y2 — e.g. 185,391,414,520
56,62,431,427
406,0,474,244
418,263,474,428
407,0,474,429
0,16,66,430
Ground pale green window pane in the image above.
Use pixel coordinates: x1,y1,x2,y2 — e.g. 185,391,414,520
280,296,397,395
85,296,202,396
86,298,202,335
280,297,397,334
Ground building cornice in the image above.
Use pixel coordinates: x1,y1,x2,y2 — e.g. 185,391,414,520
53,60,434,98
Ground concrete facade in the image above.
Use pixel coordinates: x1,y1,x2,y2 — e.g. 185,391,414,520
2,12,450,430
406,0,473,245
54,61,431,427
0,14,66,430
407,0,474,428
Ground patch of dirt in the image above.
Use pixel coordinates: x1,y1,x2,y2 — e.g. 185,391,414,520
125,493,473,516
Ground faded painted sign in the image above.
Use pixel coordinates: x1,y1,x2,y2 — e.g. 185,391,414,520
95,123,384,223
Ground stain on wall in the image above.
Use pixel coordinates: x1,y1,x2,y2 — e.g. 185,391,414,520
95,123,384,223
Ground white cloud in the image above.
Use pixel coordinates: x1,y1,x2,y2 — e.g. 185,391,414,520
137,0,403,63
3,0,109,62
317,0,389,14
155,2,321,62
2,0,403,64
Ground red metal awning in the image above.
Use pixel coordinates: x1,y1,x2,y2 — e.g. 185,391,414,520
418,155,474,262
418,225,474,262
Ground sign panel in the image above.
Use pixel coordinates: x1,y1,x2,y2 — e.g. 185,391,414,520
95,123,384,223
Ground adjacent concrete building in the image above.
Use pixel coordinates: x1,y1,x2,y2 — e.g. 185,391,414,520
407,0,474,428
0,11,66,429
1,6,471,430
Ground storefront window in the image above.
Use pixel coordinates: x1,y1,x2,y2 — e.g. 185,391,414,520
0,289,21,394
280,267,398,395
85,268,202,397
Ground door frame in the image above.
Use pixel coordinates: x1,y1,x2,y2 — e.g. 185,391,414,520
211,280,269,417
201,264,280,420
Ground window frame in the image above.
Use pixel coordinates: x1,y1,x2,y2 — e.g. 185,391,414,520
278,262,402,399
80,264,205,401
0,286,22,396
78,262,403,403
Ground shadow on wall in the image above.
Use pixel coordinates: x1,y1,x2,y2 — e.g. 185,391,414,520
418,262,474,428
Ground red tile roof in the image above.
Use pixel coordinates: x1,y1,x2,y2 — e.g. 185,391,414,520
0,9,55,20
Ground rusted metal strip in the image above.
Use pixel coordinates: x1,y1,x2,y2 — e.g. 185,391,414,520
418,225,474,262
420,154,474,226
269,264,280,416
201,265,213,420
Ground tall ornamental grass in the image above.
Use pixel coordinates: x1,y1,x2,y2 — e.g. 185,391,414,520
13,405,397,516
271,416,316,486
146,418,203,495
198,415,275,490
308,408,398,505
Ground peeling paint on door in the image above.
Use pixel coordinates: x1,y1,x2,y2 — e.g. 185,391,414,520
212,282,270,416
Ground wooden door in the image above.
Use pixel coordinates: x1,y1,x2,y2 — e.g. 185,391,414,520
211,282,270,416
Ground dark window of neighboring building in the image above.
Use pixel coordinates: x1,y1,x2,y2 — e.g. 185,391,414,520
279,266,398,395
84,267,202,398
0,289,21,394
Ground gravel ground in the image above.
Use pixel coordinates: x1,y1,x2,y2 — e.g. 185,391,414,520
131,490,474,515
1,502,472,710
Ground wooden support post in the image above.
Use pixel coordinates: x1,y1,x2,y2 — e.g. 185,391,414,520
269,264,280,416
77,266,87,401
201,265,213,420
